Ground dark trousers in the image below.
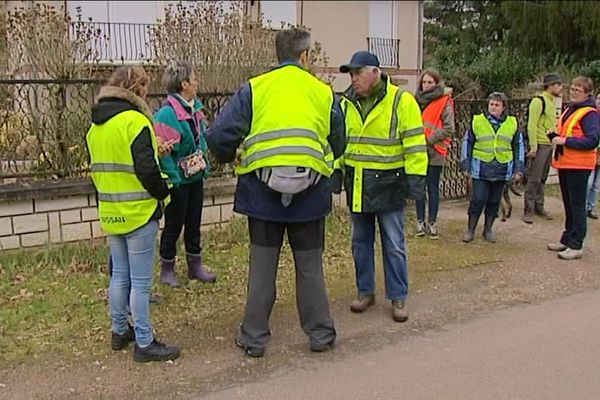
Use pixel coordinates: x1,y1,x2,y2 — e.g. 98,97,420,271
524,144,553,212
558,169,591,250
468,179,506,219
159,180,204,260
416,165,443,223
238,217,336,349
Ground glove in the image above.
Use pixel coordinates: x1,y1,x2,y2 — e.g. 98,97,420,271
407,175,426,201
329,169,343,194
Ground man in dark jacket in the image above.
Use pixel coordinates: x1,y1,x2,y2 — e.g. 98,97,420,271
206,28,345,357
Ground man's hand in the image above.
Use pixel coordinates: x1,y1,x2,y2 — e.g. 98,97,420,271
527,149,537,159
234,148,243,165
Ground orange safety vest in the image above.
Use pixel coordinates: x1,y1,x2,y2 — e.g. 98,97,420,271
422,95,453,157
552,106,598,170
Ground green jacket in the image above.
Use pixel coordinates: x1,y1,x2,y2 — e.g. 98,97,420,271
527,91,557,151
154,94,210,187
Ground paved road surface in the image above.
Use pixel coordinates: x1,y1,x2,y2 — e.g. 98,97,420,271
199,290,600,400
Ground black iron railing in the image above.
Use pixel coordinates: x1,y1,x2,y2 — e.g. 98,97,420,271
367,37,401,68
70,21,157,62
0,77,532,199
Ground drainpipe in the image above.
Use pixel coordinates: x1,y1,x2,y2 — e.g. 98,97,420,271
417,0,424,72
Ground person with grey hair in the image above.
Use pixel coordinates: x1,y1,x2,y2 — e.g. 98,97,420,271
460,91,526,243
154,61,217,287
206,27,345,357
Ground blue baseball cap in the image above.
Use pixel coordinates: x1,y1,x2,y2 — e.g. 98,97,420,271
340,51,380,73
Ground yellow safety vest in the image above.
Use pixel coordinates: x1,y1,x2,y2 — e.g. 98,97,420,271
86,110,168,235
471,114,517,163
341,80,428,212
235,65,334,177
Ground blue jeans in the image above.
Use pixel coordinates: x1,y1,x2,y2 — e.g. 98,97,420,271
559,169,590,250
586,165,600,211
108,220,159,347
350,206,408,301
416,165,442,222
468,179,506,219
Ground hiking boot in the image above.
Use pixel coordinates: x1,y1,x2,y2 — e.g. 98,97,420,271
133,339,180,363
462,214,479,243
547,242,567,252
588,210,598,220
483,216,496,243
350,295,375,313
186,253,217,283
111,324,135,351
416,220,427,237
521,211,534,224
428,222,439,239
234,338,265,358
535,208,553,220
310,338,336,353
391,300,409,323
557,247,583,260
160,257,180,288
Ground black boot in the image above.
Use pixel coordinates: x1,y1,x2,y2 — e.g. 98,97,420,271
111,324,135,350
483,215,496,243
133,339,180,363
462,214,480,242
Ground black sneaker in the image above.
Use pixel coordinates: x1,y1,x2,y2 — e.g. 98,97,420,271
111,325,135,351
133,339,180,363
234,338,265,358
310,338,335,353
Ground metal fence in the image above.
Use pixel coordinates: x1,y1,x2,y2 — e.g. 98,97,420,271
367,37,401,68
0,78,531,199
70,21,157,63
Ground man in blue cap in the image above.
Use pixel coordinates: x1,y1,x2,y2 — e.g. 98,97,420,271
335,51,428,322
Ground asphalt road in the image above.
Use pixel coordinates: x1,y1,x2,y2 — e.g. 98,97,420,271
199,289,600,400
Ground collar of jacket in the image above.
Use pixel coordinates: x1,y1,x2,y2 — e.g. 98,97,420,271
166,93,204,121
342,73,389,106
95,86,154,121
568,95,596,110
485,111,508,125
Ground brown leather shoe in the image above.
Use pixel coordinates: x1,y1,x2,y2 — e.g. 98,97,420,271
535,209,553,220
521,212,534,224
392,300,409,322
350,295,375,313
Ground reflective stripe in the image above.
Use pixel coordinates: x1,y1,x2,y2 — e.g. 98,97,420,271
496,136,512,144
346,136,403,145
345,153,405,163
401,127,424,138
90,163,135,173
241,146,325,167
98,192,153,202
474,148,495,154
404,145,428,154
388,89,404,139
244,128,320,149
476,136,495,143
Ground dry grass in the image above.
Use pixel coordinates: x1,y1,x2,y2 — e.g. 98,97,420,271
0,207,518,366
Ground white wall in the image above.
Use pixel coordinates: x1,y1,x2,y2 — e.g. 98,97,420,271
68,0,165,23
260,0,296,28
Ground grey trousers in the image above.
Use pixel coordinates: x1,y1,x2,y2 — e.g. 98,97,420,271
524,144,553,212
237,217,336,350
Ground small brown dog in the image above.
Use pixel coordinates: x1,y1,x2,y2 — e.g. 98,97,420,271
500,183,522,221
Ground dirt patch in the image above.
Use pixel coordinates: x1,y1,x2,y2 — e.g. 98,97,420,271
2,194,599,400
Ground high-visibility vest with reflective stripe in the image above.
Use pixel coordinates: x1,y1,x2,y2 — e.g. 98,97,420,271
342,80,428,212
86,109,166,235
235,65,334,177
471,114,517,163
422,95,453,157
552,106,598,170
